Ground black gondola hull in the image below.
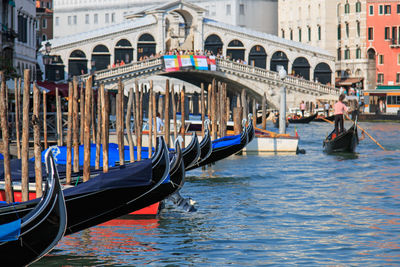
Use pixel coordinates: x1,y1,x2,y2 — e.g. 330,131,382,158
323,125,358,153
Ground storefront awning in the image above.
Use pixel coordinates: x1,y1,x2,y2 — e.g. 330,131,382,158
335,77,363,86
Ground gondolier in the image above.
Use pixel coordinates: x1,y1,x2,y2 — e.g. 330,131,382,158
334,94,348,137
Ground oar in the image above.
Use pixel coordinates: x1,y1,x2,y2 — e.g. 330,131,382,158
320,117,333,124
345,114,386,151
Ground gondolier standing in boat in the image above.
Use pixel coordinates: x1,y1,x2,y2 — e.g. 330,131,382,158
300,101,306,117
334,94,348,137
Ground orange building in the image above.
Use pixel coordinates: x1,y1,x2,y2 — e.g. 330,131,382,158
366,0,400,86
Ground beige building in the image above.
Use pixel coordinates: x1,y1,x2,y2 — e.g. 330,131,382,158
279,0,369,89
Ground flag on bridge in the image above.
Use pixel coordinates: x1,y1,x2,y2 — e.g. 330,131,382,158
193,55,208,70
163,55,180,71
178,55,194,70
208,56,216,71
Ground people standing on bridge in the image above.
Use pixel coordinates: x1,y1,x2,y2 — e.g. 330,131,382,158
300,101,306,117
334,94,349,137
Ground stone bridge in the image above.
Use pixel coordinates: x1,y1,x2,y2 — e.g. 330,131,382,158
83,57,339,109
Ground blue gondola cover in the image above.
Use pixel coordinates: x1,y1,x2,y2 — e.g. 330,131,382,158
212,134,241,149
0,218,21,242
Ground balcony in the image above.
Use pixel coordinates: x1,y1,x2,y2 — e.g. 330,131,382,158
1,29,17,46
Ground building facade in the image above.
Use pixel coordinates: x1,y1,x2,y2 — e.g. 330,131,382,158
52,0,278,39
1,0,37,78
36,0,53,45
279,0,371,90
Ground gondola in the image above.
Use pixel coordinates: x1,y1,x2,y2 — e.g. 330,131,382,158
0,150,67,266
288,113,318,123
313,114,335,122
186,119,251,171
193,120,212,168
256,111,270,125
0,137,170,235
181,132,201,169
323,122,359,153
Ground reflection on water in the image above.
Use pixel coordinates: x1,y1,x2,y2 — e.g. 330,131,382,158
34,122,400,266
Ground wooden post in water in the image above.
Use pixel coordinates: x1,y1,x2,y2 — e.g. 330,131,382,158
56,88,62,146
126,87,134,162
252,98,257,127
14,78,21,158
101,84,110,172
21,69,30,202
262,92,267,130
165,80,170,147
207,84,211,121
171,85,177,142
83,76,92,182
211,79,217,140
117,79,124,165
180,86,186,147
134,82,142,161
201,83,205,137
138,85,143,160
148,81,153,158
43,91,48,150
241,89,247,120
0,72,13,203
66,82,74,184
33,83,43,198
95,87,101,169
152,90,157,147
233,107,243,135
72,77,80,173
80,84,85,145
91,89,96,144
222,83,227,137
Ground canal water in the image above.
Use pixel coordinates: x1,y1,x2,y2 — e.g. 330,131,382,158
34,121,400,266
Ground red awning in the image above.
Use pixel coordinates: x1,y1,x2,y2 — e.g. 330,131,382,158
36,81,69,97
335,77,363,86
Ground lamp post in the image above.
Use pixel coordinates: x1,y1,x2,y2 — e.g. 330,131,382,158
277,65,287,134
43,41,51,80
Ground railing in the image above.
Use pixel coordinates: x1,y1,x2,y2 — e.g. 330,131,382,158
85,56,338,96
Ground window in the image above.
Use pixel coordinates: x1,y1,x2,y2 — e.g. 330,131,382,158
357,21,360,37
379,54,384,64
338,24,341,40
369,5,374,15
356,1,361,12
73,15,77,25
346,23,349,37
318,25,321,40
281,29,285,38
397,4,400,14
239,4,245,15
85,14,89,24
42,18,47,29
308,27,311,41
387,95,400,104
105,13,109,23
345,48,350,59
345,2,350,13
377,73,384,83
94,14,98,24
68,16,71,25
385,27,390,40
337,48,341,60
384,5,391,14
368,27,374,40
379,5,383,15
298,28,302,42
398,53,400,65
17,15,27,43
396,73,400,84
393,27,398,42
356,48,361,59
55,17,59,26
290,29,293,40
111,13,115,23
226,4,231,15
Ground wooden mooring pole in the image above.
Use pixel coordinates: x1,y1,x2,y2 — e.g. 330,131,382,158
165,80,170,147
83,76,92,182
14,78,21,158
66,82,74,184
148,81,153,159
21,69,30,202
72,77,80,173
33,83,42,198
126,87,135,162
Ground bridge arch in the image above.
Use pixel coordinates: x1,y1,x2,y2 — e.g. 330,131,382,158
68,49,88,76
292,57,310,80
227,39,245,61
314,62,332,85
91,44,110,71
115,39,133,64
137,33,156,60
204,34,223,55
270,51,288,72
248,45,267,69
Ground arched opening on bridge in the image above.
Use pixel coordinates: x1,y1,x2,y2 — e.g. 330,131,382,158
68,50,88,76
314,62,332,85
115,39,133,64
248,45,267,69
270,51,288,72
137,34,156,60
204,34,223,55
292,57,310,80
227,40,245,62
91,45,110,71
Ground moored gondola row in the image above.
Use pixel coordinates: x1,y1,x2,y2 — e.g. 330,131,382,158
0,71,258,263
